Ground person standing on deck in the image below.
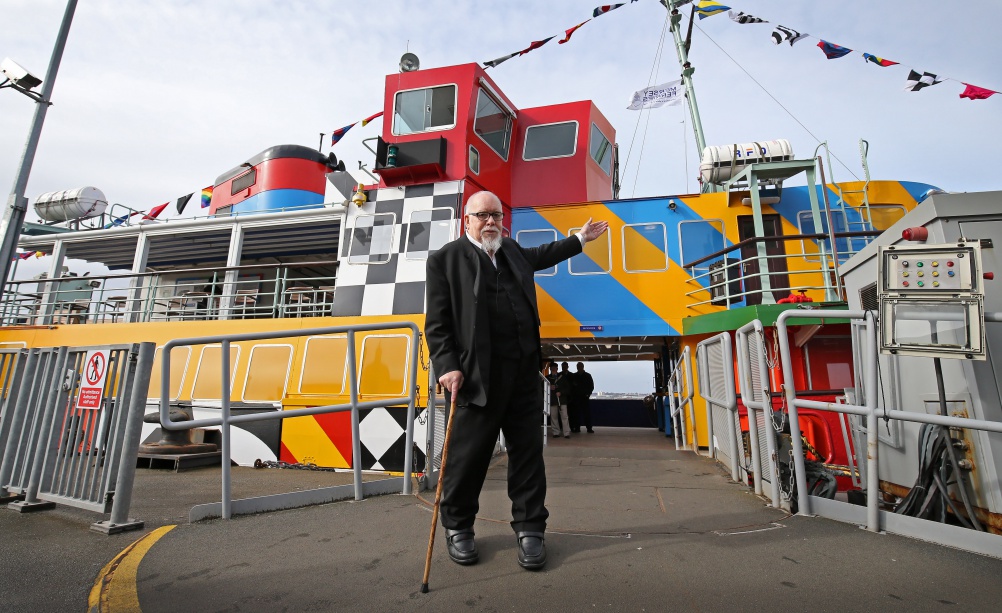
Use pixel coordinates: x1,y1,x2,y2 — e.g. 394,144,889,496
561,361,579,432
548,362,571,438
424,190,608,571
572,362,595,434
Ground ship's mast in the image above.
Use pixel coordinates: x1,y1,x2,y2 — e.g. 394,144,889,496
661,0,714,193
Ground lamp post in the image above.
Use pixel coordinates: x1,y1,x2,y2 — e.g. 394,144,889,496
0,0,78,287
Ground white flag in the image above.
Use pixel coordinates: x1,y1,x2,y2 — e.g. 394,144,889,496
627,79,684,110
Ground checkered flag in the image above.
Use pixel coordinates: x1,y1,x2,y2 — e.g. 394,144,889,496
904,70,942,92
771,25,808,46
729,11,767,24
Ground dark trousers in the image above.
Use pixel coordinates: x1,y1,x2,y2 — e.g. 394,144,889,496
577,397,593,430
440,354,548,534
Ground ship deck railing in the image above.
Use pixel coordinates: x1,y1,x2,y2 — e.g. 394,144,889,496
682,229,882,308
0,260,339,326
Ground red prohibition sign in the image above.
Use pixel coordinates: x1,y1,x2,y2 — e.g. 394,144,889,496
85,353,106,385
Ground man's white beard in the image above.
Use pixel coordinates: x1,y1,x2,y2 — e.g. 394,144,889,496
481,231,502,253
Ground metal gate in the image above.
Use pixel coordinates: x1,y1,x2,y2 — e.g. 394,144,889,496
1,343,155,534
736,320,782,508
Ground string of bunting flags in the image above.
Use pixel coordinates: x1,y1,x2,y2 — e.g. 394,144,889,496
694,1,997,100
474,0,995,101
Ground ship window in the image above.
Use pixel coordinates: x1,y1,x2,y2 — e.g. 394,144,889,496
231,168,257,195
797,210,850,264
679,217,725,271
242,344,292,402
405,207,455,260
148,346,190,401
191,344,241,402
568,225,611,275
868,204,907,230
299,335,348,394
523,121,577,161
622,222,668,273
393,84,456,136
469,145,480,174
359,334,411,396
589,123,613,175
516,229,558,276
474,88,512,160
348,213,396,265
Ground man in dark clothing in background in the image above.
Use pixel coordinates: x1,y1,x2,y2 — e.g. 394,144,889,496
572,362,595,433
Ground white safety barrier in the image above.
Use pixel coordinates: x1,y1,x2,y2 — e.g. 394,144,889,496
696,333,742,481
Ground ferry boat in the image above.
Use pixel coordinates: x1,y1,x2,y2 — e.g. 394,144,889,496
2,0,999,555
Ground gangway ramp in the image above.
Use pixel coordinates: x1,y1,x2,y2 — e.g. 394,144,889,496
3,428,1001,612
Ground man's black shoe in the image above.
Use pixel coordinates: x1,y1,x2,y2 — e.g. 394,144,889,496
516,531,546,570
445,529,478,565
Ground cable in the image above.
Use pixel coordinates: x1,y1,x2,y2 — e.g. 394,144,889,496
621,8,671,188
689,20,860,181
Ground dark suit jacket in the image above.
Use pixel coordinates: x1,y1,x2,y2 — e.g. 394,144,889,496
425,234,583,407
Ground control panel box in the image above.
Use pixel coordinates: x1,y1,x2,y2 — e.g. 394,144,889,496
878,241,986,360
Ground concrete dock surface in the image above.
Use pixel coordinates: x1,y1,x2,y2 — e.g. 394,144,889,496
3,427,1002,612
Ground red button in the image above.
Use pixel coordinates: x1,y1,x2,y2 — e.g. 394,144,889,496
902,281,910,287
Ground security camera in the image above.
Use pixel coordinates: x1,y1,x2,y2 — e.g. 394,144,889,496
1,58,42,91
668,201,677,211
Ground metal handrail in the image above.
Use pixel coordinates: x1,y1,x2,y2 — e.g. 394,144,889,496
681,230,882,269
159,321,421,519
1,259,339,325
667,346,696,452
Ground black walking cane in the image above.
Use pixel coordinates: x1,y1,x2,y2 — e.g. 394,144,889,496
421,395,458,593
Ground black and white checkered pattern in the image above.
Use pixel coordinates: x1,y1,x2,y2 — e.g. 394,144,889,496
333,181,462,317
357,407,428,472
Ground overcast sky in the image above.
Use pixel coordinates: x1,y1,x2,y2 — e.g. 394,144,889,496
2,0,998,392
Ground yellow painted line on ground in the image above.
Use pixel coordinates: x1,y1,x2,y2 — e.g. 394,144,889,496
88,525,176,613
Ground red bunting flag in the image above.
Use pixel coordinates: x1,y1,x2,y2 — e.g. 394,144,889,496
143,202,169,220
559,19,590,44
361,111,383,127
519,36,556,56
960,83,997,100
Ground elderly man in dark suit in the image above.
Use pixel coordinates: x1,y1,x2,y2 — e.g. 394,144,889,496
425,190,607,570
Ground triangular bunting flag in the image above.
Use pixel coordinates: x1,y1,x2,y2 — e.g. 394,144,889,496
519,36,556,56
143,202,169,220
862,53,898,67
695,1,730,20
176,193,193,214
361,111,383,127
593,4,626,18
484,50,519,69
330,123,356,145
559,19,590,44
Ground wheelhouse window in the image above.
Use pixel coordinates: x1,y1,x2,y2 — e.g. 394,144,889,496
405,208,455,260
474,88,512,159
469,145,480,174
589,123,613,175
393,85,456,136
523,121,577,160
797,210,850,264
516,229,558,276
231,169,257,195
348,213,395,264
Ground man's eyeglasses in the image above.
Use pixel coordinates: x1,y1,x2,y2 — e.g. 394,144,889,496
468,211,504,222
